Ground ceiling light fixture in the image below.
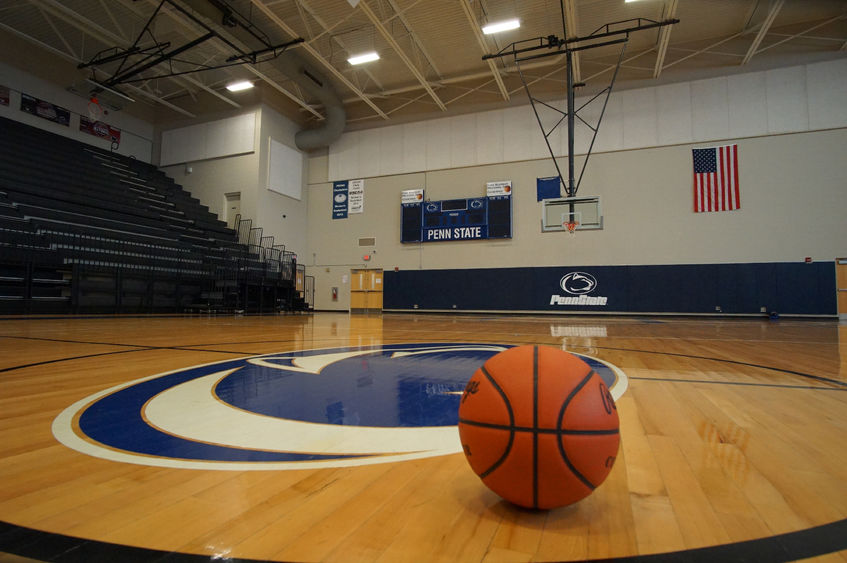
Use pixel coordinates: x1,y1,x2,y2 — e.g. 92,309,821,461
482,19,520,35
348,51,380,65
226,80,254,92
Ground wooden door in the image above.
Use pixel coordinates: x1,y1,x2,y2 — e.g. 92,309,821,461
837,257,847,321
350,269,383,313
224,192,241,229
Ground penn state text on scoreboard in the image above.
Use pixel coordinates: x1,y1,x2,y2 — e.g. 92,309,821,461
401,189,512,244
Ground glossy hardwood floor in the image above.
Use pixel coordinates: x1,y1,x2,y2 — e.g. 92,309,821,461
0,313,845,562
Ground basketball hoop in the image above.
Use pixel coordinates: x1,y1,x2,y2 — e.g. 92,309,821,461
88,97,103,122
564,220,579,235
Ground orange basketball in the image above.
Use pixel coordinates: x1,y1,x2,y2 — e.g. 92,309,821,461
458,345,620,509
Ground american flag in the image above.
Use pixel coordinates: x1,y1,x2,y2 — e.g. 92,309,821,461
692,144,740,213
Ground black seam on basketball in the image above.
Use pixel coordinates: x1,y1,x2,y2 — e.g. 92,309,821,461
459,419,619,435
477,365,515,480
532,345,539,509
556,369,600,490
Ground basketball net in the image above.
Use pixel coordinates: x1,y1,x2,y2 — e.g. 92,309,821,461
565,220,579,235
88,97,103,122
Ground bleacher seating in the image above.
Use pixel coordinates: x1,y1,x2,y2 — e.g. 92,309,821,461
0,116,312,314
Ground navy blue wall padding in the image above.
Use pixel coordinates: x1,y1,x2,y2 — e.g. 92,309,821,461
383,262,836,315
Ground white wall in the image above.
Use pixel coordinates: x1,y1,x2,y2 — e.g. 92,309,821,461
158,105,309,258
159,109,261,231
308,58,847,311
0,62,154,162
327,59,847,180
257,106,309,258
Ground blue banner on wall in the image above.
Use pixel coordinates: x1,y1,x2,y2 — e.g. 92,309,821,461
536,176,560,201
332,181,348,219
383,262,837,316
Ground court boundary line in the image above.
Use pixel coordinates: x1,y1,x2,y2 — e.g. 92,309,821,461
0,517,844,562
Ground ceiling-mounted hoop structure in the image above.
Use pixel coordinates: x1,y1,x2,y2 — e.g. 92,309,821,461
87,97,103,121
484,4,678,216
77,0,303,101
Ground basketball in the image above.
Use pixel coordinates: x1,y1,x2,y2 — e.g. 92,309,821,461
458,345,620,509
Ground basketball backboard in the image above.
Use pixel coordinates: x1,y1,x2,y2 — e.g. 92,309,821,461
541,196,602,232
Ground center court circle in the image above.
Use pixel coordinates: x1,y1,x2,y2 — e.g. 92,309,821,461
52,343,628,471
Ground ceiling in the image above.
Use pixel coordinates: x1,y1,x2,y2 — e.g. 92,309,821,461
1,0,846,134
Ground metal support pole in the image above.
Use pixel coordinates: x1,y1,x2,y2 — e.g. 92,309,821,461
566,47,575,199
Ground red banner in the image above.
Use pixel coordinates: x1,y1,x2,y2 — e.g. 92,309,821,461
80,116,121,145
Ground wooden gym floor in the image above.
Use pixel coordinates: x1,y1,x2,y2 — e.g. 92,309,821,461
0,313,845,562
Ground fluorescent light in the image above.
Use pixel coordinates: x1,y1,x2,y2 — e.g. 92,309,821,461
226,80,253,92
482,19,520,35
348,51,380,65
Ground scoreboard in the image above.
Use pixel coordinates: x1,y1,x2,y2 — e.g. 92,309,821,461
401,194,512,243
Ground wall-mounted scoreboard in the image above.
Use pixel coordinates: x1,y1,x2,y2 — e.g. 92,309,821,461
401,189,512,243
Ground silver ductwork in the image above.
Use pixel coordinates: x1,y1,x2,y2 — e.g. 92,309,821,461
274,53,346,151
179,0,346,150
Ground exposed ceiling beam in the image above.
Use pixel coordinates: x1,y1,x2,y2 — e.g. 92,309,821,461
182,75,240,108
122,83,197,117
35,0,240,112
357,0,447,111
340,52,571,104
37,7,77,60
563,0,581,83
662,31,744,71
741,0,785,65
653,0,678,78
753,15,846,57
32,0,122,44
249,0,389,119
98,0,127,40
0,19,197,118
0,20,79,63
142,0,321,119
385,0,442,79
296,0,383,90
458,0,509,101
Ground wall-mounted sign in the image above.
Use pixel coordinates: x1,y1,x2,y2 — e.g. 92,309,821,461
401,188,424,204
486,181,512,197
401,192,511,244
20,93,70,126
332,181,348,219
348,179,364,214
333,179,364,218
79,116,121,144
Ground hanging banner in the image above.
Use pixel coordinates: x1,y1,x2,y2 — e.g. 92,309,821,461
332,181,349,219
20,93,70,126
536,176,561,201
486,181,512,197
79,116,122,144
0,85,9,107
348,179,364,214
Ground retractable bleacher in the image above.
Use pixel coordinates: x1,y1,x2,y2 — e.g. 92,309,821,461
0,116,304,314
